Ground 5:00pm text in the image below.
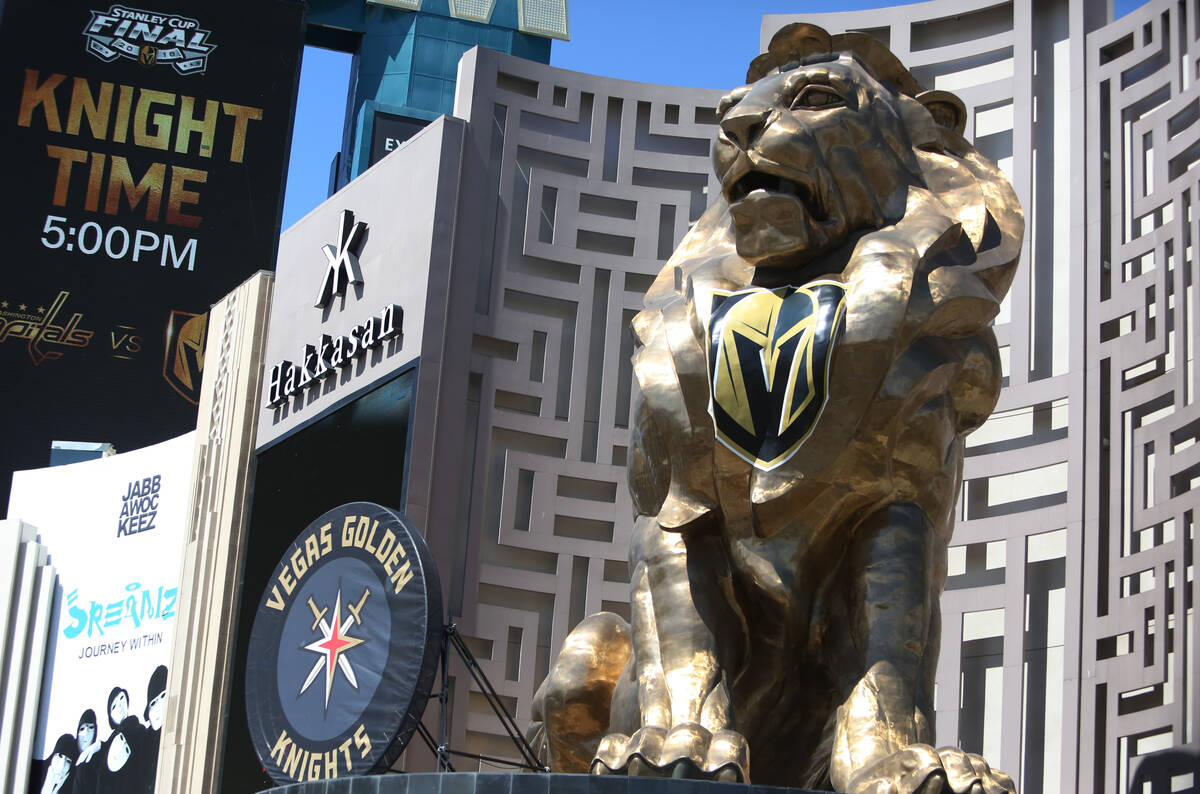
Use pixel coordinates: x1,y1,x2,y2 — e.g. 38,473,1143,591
41,214,198,271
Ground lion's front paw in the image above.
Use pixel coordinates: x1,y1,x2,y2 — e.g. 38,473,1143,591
590,723,749,782
846,745,1015,794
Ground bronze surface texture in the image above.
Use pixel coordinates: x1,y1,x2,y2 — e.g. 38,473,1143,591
528,24,1023,794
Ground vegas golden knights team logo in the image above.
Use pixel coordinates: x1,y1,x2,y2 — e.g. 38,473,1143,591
163,310,207,404
707,280,847,470
244,503,443,784
138,44,157,68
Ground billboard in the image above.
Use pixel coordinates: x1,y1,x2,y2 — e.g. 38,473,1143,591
7,432,194,793
0,0,303,508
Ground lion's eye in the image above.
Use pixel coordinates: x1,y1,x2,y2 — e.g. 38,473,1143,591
792,86,844,110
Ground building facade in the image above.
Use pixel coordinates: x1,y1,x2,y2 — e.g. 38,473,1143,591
158,0,1200,791
307,0,568,190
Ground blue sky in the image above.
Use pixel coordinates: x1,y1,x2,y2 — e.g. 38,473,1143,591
280,0,1150,229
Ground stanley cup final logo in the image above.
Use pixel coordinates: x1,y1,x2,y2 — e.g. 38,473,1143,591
82,5,216,75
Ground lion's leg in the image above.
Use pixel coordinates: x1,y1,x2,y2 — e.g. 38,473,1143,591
829,503,1014,794
592,515,748,780
530,611,632,772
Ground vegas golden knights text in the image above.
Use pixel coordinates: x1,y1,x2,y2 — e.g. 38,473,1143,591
263,515,416,614
270,725,371,780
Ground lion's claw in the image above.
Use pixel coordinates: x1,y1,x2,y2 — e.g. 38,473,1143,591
846,745,1015,794
591,724,749,782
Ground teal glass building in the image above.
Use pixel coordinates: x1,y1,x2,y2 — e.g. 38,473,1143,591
307,0,568,189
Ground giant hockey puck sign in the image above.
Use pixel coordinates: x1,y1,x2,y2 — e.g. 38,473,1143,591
245,503,442,784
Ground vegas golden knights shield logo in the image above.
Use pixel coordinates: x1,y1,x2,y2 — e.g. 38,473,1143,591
164,310,207,404
707,280,846,470
139,45,157,68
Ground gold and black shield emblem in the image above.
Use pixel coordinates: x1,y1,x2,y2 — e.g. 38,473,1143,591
139,45,157,68
163,310,208,404
707,280,847,470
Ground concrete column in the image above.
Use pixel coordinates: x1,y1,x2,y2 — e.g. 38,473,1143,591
154,271,274,794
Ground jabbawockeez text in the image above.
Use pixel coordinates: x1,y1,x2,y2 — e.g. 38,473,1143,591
118,474,160,536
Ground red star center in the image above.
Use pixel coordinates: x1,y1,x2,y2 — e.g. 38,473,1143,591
299,588,366,710
318,617,353,678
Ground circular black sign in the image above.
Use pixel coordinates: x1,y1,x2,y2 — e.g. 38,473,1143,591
245,502,442,784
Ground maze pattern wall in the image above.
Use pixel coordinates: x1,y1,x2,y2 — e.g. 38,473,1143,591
771,0,1200,792
1084,1,1200,791
438,48,724,765
433,0,1200,787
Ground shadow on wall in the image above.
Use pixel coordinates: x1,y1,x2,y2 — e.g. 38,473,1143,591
1128,748,1200,793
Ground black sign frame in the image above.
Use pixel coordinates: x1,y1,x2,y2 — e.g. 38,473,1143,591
244,502,443,784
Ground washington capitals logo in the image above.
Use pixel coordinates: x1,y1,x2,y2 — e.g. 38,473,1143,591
315,210,367,308
707,280,846,470
299,586,370,710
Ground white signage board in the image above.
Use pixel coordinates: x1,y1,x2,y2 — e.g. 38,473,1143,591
8,432,194,793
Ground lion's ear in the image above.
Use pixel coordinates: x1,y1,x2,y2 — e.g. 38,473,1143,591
898,95,942,151
916,90,967,135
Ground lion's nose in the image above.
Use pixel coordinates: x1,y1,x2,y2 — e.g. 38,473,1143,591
720,106,770,150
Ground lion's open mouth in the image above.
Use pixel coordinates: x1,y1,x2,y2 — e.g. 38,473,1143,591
726,170,825,221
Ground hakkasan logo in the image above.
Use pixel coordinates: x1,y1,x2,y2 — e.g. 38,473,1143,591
244,503,442,784
265,210,404,410
83,5,215,75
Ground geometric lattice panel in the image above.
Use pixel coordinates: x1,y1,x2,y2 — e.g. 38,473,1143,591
1084,1,1200,790
432,48,723,766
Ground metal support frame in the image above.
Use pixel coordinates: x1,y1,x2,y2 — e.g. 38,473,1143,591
427,623,548,773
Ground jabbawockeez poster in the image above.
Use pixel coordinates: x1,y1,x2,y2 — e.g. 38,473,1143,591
7,432,194,794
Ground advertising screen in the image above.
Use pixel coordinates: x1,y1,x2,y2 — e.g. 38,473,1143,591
0,0,303,508
8,432,195,794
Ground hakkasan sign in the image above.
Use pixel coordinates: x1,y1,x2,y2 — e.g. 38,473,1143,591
244,503,443,784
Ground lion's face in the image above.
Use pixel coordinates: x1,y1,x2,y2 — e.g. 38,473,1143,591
714,55,921,270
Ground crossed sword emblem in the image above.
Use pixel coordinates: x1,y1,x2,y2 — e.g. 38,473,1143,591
299,586,371,698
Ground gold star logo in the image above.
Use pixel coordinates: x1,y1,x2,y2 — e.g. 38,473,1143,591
36,306,45,314
18,303,27,312
0,301,8,309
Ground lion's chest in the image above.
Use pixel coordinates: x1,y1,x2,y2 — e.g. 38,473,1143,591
704,281,850,473
693,276,926,539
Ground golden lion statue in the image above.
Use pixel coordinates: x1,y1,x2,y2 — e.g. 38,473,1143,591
528,23,1022,794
